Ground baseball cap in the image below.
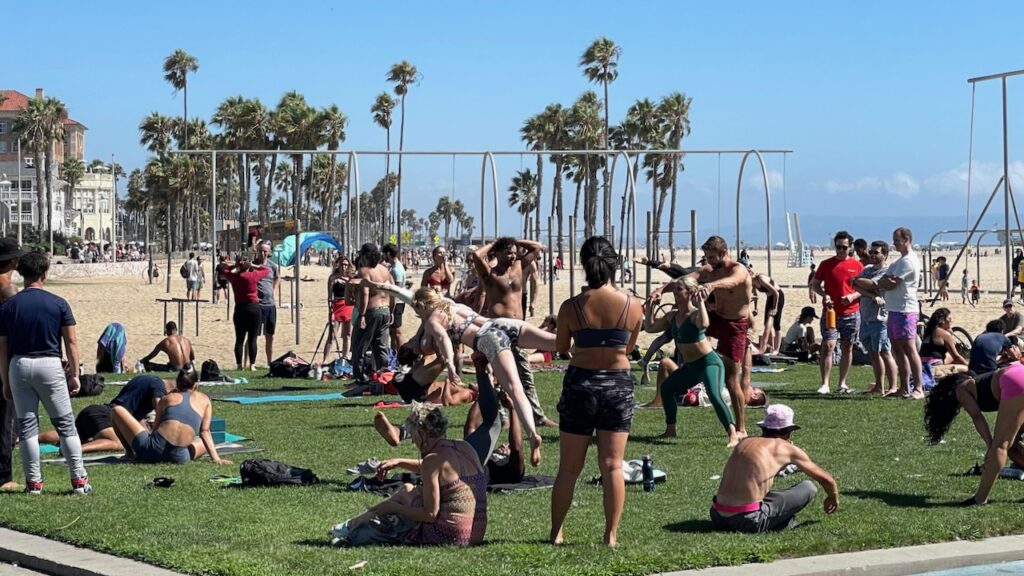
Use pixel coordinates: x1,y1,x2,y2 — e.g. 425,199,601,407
800,306,819,319
1005,299,1015,307
757,404,801,433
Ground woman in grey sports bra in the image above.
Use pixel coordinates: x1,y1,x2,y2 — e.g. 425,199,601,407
411,287,556,468
110,367,230,465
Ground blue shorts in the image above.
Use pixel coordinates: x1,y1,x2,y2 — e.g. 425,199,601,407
859,320,891,353
821,312,860,343
186,280,199,291
132,429,195,464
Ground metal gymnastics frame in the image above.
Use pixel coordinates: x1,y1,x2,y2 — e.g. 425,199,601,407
172,147,791,345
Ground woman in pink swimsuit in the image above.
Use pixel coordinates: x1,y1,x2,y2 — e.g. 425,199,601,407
962,362,1024,506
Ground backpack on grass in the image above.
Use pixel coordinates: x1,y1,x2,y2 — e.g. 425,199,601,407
179,263,190,279
268,351,312,379
200,359,230,383
240,459,318,487
76,374,105,397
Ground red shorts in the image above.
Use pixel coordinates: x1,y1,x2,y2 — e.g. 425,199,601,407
332,300,353,323
706,312,750,364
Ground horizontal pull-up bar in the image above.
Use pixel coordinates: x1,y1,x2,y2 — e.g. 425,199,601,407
170,148,793,156
968,68,1024,84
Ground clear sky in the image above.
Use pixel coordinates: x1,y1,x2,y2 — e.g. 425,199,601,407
7,1,1024,244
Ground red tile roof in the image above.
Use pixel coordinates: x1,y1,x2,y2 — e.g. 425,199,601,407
1,90,86,128
0,90,30,112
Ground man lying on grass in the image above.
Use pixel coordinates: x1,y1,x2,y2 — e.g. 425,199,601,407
710,404,839,532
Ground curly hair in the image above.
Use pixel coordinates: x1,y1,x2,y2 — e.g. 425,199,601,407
924,372,972,444
405,401,449,438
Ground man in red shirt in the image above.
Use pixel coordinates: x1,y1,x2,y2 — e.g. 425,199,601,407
811,231,863,394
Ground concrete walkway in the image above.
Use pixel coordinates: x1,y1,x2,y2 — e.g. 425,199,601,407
659,534,1024,576
0,528,183,576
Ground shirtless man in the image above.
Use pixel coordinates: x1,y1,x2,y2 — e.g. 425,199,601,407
750,265,784,354
352,243,395,384
685,236,753,438
521,259,539,318
0,239,21,490
473,236,555,427
710,404,839,533
140,321,194,372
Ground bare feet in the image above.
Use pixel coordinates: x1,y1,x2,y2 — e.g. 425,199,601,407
538,418,558,428
0,481,20,491
908,389,925,400
550,529,564,545
373,412,401,447
865,383,882,394
604,533,618,548
882,387,901,397
530,434,543,467
640,401,663,409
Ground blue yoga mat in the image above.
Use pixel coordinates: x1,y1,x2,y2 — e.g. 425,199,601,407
219,392,347,405
37,432,248,455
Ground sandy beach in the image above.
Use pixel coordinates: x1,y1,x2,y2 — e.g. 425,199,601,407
45,246,1013,374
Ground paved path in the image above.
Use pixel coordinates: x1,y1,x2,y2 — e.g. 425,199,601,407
1,563,50,576
0,528,183,576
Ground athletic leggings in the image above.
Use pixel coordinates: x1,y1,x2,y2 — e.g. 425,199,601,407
464,369,502,466
661,350,734,431
233,303,262,366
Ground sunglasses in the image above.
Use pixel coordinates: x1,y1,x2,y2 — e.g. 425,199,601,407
869,250,883,255
835,244,850,250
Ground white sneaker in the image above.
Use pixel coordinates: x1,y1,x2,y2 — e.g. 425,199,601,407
817,384,831,395
839,385,854,394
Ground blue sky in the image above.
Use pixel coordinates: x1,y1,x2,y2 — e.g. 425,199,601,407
7,1,1024,244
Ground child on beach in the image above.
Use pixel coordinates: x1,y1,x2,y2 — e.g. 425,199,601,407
970,280,980,307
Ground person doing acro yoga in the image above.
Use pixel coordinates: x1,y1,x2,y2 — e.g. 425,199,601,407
645,276,739,447
958,362,1024,506
411,287,556,467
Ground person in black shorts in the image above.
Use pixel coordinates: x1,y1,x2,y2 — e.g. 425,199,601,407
37,374,173,453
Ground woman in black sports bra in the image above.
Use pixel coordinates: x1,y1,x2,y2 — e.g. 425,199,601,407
550,237,643,548
919,308,968,380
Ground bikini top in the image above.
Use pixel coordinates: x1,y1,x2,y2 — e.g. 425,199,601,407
331,278,346,299
427,274,451,288
919,337,946,361
162,391,203,432
571,294,632,349
672,312,706,345
447,311,478,343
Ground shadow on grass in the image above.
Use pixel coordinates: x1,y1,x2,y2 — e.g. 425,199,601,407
320,423,374,431
295,538,335,548
629,434,678,445
664,518,820,533
846,489,957,508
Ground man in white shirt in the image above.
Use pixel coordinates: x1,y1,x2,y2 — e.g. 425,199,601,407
878,227,923,399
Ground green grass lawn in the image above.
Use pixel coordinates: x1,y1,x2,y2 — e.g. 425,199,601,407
0,363,1021,576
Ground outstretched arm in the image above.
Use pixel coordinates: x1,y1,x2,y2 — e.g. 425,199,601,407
517,239,545,268
787,444,838,514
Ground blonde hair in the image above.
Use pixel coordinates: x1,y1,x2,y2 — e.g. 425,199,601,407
682,276,699,291
405,401,448,438
413,286,453,322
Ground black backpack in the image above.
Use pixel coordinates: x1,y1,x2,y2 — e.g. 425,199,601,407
179,262,190,279
268,351,311,379
200,359,229,383
240,459,318,487
76,374,105,397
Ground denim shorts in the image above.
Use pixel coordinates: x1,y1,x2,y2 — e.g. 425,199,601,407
887,311,918,341
821,311,859,343
859,320,891,353
132,429,194,464
557,367,634,436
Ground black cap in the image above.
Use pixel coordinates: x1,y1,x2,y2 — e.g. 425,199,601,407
0,238,25,262
800,306,819,319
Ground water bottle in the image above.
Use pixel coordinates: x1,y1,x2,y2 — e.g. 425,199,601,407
641,455,655,492
135,359,145,374
825,303,836,330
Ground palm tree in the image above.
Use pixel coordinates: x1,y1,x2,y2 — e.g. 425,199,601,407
520,114,545,242
659,92,692,259
387,61,421,253
540,103,570,258
371,92,396,236
14,97,67,239
163,49,199,149
60,158,85,216
612,98,662,255
434,196,453,248
320,104,348,233
567,92,602,239
580,37,621,238
508,169,538,238
273,92,323,224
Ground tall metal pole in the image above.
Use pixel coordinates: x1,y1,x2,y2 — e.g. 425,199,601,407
294,217,302,345
568,215,576,297
690,209,697,267
646,211,652,299
111,154,117,263
1003,77,1012,297
16,138,22,246
146,207,152,285
211,151,217,293
165,201,171,293
547,215,554,317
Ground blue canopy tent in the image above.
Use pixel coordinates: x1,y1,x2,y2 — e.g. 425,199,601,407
271,232,342,266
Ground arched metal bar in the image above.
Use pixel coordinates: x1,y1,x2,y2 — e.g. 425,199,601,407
735,150,773,277
348,151,361,252
608,150,638,290
479,152,499,244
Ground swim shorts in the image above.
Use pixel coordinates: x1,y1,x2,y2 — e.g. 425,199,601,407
821,312,860,343
706,313,750,364
474,319,523,363
886,311,917,341
557,367,634,436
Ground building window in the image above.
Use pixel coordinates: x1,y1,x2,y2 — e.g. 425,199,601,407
0,121,6,134
0,141,6,153
20,180,31,191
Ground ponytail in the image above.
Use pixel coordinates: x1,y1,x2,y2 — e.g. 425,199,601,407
580,236,618,289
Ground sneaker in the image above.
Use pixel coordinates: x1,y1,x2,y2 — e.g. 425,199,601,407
839,385,854,395
816,384,831,395
346,458,381,476
71,477,92,495
25,481,42,495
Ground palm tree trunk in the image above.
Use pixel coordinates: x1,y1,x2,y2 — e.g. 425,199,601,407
535,153,543,242
572,178,583,234
397,99,406,253
602,80,611,239
668,154,679,261
182,79,189,149
553,160,565,259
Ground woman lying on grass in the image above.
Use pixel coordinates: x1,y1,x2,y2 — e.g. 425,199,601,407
332,402,487,547
411,287,555,467
110,366,230,465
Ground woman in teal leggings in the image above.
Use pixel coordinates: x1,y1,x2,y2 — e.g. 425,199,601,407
644,277,739,447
